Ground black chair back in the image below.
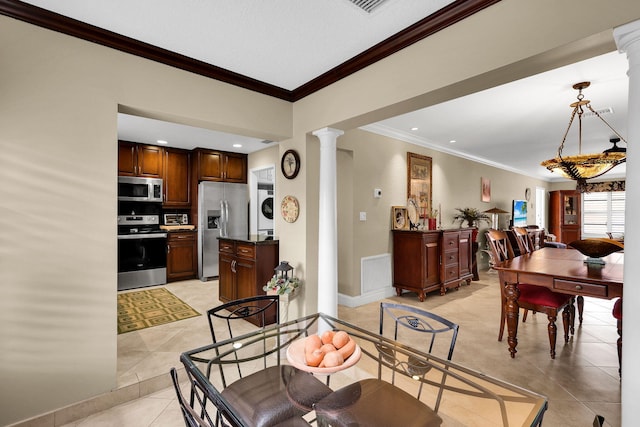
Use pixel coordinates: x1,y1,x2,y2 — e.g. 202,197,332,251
170,367,214,427
207,294,279,343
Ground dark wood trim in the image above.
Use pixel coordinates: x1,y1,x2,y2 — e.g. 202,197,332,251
0,0,291,100
292,0,501,101
0,0,500,102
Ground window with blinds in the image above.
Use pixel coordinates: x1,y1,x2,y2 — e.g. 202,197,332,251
582,191,625,237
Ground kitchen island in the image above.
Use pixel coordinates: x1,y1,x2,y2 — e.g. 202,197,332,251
218,235,279,326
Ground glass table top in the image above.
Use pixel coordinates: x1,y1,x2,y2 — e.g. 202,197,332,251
180,313,547,427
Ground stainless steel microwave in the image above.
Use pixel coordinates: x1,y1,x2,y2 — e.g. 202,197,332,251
118,176,163,202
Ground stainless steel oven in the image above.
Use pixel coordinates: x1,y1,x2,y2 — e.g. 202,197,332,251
117,211,167,290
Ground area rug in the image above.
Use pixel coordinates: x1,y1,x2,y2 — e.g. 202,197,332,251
118,287,200,334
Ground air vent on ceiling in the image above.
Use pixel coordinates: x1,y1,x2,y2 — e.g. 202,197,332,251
347,0,389,13
583,107,614,118
261,140,273,144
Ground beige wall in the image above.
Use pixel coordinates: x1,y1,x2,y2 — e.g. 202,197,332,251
336,129,549,297
0,16,292,426
3,0,640,424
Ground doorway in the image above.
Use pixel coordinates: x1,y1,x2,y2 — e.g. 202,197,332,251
249,165,276,236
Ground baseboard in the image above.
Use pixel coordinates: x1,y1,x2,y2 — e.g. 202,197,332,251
8,369,179,427
338,287,395,308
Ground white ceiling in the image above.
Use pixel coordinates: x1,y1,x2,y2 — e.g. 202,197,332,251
23,0,630,182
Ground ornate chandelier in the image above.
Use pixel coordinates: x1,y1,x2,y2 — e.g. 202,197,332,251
540,82,626,191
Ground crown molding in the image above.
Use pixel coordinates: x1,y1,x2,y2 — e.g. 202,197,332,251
0,0,500,102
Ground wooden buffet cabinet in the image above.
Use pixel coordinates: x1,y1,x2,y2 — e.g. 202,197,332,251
392,228,475,301
548,190,581,244
218,236,279,326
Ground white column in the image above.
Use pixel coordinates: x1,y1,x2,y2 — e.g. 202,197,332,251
312,127,344,317
614,19,640,427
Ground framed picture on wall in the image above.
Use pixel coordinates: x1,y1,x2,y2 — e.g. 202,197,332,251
391,206,408,230
481,177,491,202
407,152,432,219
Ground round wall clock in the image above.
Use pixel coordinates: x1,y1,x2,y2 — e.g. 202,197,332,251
281,195,300,223
281,149,301,179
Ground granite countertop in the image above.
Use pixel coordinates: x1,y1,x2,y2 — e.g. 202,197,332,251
218,234,279,244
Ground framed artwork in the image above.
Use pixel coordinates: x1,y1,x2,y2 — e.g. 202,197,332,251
407,152,432,219
281,149,300,179
391,206,408,230
481,177,491,202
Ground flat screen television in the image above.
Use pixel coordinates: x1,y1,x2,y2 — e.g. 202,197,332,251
512,200,528,227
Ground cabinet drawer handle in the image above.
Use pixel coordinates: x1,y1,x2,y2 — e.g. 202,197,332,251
449,255,454,260
575,285,583,290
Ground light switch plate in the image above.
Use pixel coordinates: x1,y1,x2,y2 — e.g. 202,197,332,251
359,212,367,221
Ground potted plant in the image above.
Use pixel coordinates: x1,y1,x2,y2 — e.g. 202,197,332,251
453,207,491,228
263,274,301,296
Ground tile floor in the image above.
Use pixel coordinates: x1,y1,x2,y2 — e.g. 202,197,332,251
61,271,620,426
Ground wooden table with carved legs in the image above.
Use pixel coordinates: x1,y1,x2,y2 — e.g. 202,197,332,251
493,247,623,358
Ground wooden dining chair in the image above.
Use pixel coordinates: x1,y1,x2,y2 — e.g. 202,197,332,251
487,229,574,359
613,297,622,377
206,295,332,427
512,226,580,329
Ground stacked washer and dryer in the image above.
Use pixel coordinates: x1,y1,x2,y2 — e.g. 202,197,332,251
257,183,274,236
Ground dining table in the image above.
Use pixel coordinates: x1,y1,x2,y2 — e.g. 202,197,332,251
180,312,548,426
493,247,623,358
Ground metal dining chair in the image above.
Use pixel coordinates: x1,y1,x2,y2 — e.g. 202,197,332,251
206,295,332,427
314,304,453,427
170,367,214,427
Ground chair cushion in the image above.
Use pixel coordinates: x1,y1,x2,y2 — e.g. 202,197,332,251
518,284,572,308
273,418,312,427
613,298,622,320
314,378,442,427
220,365,332,427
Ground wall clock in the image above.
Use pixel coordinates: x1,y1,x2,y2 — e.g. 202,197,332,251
281,149,300,179
525,188,531,201
281,195,300,223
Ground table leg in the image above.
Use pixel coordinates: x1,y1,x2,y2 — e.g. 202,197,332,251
504,281,521,358
472,242,479,281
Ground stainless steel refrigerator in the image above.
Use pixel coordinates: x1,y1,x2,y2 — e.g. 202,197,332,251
197,181,249,280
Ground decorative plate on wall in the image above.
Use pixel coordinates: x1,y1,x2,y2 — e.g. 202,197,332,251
281,149,300,179
281,195,300,223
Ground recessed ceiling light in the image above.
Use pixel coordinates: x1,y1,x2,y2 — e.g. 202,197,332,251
157,140,168,145
411,127,419,131
449,140,456,144
233,143,242,148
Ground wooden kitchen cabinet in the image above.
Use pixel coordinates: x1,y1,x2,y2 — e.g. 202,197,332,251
548,190,581,244
195,148,247,183
118,141,163,178
166,231,197,282
392,229,475,301
218,236,279,326
163,147,191,208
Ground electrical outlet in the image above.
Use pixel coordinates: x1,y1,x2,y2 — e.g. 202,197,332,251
373,188,382,198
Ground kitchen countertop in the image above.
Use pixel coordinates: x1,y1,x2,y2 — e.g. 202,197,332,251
218,234,278,244
160,225,196,231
